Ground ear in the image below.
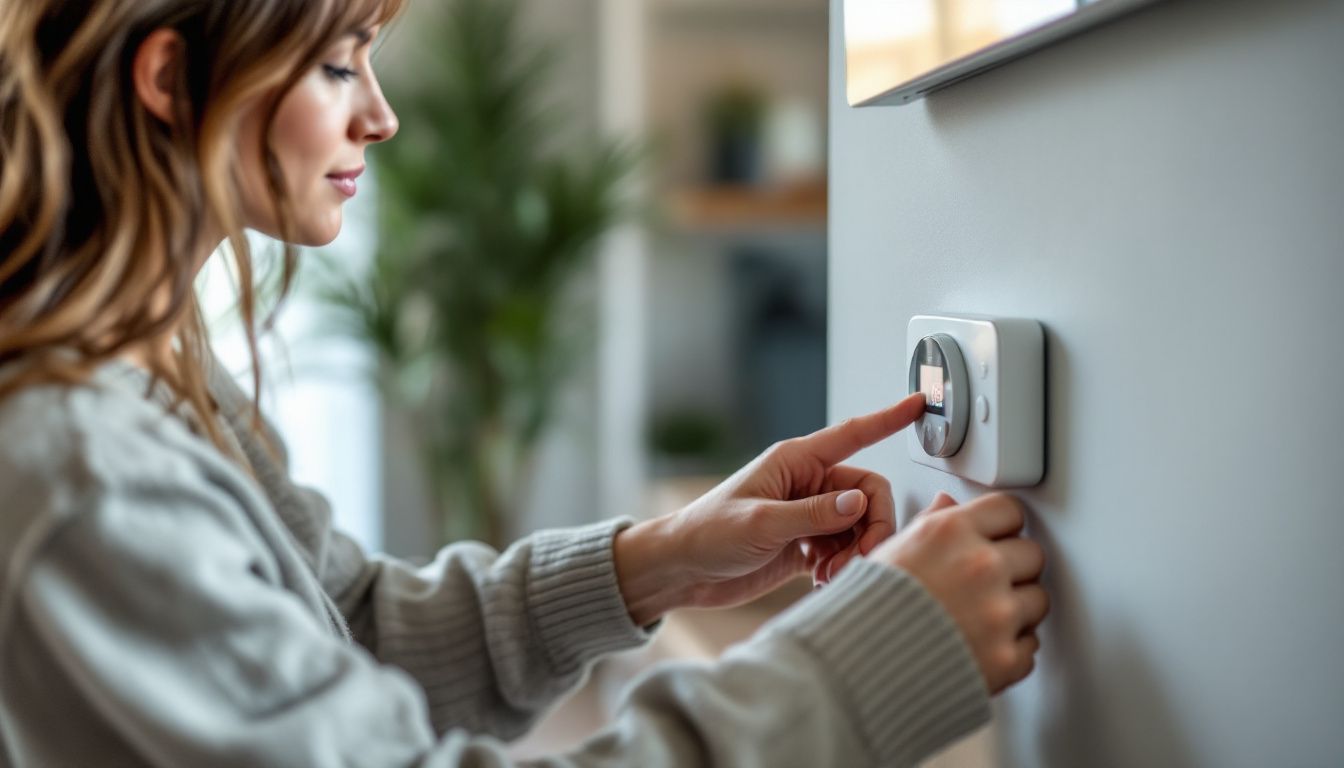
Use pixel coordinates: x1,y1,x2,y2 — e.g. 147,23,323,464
132,29,185,125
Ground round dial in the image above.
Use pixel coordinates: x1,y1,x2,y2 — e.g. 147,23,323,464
908,334,969,458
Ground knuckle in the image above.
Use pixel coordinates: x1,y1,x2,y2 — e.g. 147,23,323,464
986,597,1018,634
926,512,963,542
1029,586,1051,618
907,515,935,542
1001,494,1028,527
912,517,940,544
806,496,830,529
993,644,1019,674
965,547,1003,582
982,492,1024,524
1017,654,1037,680
1017,637,1040,677
744,500,773,527
1024,633,1042,655
1027,540,1046,569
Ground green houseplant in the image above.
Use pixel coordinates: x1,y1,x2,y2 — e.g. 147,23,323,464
321,0,636,547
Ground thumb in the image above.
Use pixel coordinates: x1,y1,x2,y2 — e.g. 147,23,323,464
767,489,868,541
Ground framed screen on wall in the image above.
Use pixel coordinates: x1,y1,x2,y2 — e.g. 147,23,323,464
844,0,1165,107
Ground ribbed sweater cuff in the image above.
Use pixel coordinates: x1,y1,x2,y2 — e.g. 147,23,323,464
528,518,653,675
765,558,991,767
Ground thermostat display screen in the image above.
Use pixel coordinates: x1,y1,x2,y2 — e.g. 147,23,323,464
920,364,945,414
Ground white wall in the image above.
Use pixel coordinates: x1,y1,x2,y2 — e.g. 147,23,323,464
827,0,1344,765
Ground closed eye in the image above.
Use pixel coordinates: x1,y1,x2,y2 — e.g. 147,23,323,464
323,65,359,82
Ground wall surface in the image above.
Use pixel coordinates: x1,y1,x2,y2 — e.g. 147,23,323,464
826,0,1344,765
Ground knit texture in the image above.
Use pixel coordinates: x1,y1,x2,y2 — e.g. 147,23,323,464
765,559,992,766
0,358,990,766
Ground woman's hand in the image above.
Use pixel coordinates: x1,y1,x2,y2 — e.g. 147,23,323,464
614,393,926,625
870,492,1048,694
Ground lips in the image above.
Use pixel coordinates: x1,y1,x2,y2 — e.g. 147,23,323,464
326,165,364,198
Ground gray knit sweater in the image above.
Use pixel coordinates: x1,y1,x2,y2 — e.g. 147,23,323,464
0,356,989,767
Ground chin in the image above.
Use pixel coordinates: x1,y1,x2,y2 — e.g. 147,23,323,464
299,213,344,247
250,206,343,247
304,229,341,247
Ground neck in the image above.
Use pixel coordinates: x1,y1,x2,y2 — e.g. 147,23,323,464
118,235,224,373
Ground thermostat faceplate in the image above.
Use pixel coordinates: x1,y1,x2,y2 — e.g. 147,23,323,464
908,334,969,458
906,315,1044,487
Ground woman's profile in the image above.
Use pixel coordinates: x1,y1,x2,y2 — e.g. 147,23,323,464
0,1,1048,765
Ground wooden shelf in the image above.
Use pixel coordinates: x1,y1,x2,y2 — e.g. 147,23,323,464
664,179,828,234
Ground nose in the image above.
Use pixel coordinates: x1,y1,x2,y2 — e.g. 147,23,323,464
352,83,399,144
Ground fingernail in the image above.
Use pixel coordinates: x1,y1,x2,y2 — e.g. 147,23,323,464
837,489,865,516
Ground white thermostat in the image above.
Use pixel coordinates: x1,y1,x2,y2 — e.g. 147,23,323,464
907,315,1044,487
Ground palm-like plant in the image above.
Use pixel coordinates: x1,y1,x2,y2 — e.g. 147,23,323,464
322,0,636,546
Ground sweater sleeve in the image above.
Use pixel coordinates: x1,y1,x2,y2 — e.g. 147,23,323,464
327,517,656,739
202,359,653,738
10,476,989,768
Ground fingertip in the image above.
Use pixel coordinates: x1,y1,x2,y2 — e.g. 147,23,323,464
827,548,856,581
895,391,928,425
929,491,958,510
836,489,867,518
857,522,892,555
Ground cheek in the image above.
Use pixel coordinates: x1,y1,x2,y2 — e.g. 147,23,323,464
267,78,351,244
272,80,346,189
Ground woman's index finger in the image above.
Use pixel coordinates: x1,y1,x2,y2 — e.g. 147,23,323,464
795,392,926,466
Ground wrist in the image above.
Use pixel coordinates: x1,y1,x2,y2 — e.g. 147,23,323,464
613,515,696,626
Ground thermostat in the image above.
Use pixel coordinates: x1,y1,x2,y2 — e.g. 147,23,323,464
907,315,1044,487
909,334,968,458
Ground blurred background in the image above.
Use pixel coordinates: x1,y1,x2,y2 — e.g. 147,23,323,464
201,0,829,754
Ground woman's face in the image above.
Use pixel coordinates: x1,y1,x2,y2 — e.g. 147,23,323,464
237,25,398,246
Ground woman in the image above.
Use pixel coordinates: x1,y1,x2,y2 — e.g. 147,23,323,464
0,0,1049,765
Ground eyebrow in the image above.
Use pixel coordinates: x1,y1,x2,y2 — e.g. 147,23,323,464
350,28,373,45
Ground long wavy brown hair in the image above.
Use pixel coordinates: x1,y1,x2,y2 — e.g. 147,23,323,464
0,0,404,457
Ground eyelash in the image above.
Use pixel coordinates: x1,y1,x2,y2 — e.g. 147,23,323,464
323,65,359,82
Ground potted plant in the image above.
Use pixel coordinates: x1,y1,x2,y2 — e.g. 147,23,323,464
320,0,637,547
